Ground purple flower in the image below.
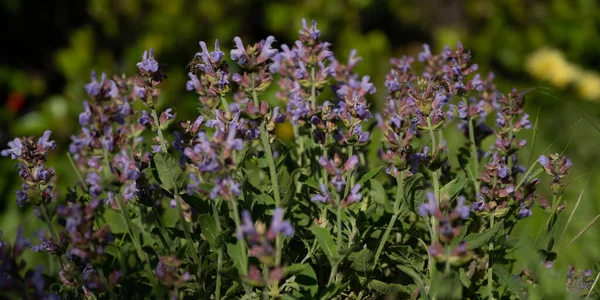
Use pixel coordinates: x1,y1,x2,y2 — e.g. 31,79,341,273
498,165,510,179
418,192,437,217
210,40,225,62
86,172,103,198
123,183,137,200
472,198,485,212
1,137,23,159
231,37,247,65
37,166,53,182
186,72,201,91
268,208,294,239
79,101,92,126
85,71,103,97
418,44,432,62
237,210,257,240
311,184,332,203
331,176,346,192
138,110,151,127
345,184,362,204
300,19,321,41
137,48,159,73
37,130,56,151
16,190,28,207
258,36,278,63
455,196,470,219
517,203,532,218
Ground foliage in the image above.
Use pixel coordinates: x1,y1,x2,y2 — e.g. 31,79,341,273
1,18,599,300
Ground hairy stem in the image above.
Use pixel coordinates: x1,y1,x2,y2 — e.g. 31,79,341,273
487,214,495,299
173,187,199,262
115,194,156,284
151,109,168,153
212,200,223,300
328,201,343,285
468,118,481,194
228,201,248,275
67,152,88,192
426,117,440,288
310,66,317,110
252,75,283,268
151,207,171,250
373,172,405,269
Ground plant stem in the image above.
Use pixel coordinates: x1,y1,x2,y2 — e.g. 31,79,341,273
310,66,316,109
373,172,405,269
151,109,168,153
343,146,354,198
426,117,440,288
39,202,59,245
67,152,88,192
173,187,200,263
487,214,495,299
262,266,271,300
228,201,248,275
251,75,283,267
151,207,171,250
212,200,223,300
328,261,339,285
328,201,343,285
115,194,156,284
468,118,480,194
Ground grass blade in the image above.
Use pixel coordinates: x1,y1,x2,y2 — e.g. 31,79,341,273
558,214,600,254
586,270,600,299
527,104,542,166
558,176,590,244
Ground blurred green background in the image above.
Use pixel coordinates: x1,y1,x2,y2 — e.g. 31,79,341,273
1,0,599,274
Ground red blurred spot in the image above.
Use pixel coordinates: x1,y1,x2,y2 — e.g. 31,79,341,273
6,92,25,112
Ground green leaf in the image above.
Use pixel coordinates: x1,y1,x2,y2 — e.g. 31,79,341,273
369,179,392,213
224,282,241,298
179,194,211,214
289,264,318,298
465,220,505,250
318,281,345,300
198,214,219,250
153,152,185,192
387,245,425,271
309,226,338,264
227,241,247,276
404,174,426,213
439,178,468,200
431,272,462,299
369,280,412,297
356,166,383,186
495,265,524,297
396,265,428,299
459,268,471,289
304,177,320,190
350,248,374,273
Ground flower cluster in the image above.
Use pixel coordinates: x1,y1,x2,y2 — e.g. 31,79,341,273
420,193,471,260
0,18,593,300
538,153,572,194
187,41,230,108
1,130,56,207
237,208,293,286
0,229,59,299
134,48,167,108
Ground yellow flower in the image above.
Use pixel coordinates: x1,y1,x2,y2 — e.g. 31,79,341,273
525,48,580,88
577,72,600,101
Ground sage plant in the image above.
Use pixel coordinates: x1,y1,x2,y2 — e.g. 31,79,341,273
0,19,597,300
